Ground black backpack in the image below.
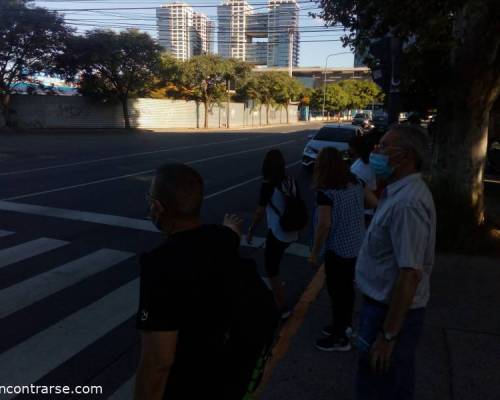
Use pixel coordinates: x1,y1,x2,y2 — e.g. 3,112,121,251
270,177,308,232
222,257,280,399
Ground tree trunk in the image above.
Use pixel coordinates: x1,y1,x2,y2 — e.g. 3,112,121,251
266,103,270,125
196,101,200,129
429,2,500,248
431,81,496,247
203,100,209,129
1,93,12,128
121,98,131,129
285,103,289,124
226,80,230,129
259,105,262,126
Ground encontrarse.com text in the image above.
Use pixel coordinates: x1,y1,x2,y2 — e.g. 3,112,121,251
0,385,103,395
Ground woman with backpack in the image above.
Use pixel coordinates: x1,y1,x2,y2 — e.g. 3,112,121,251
309,147,377,351
247,149,306,319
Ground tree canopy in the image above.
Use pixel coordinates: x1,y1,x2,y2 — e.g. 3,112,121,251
0,0,70,126
316,0,500,246
60,29,162,128
172,54,248,128
309,80,383,116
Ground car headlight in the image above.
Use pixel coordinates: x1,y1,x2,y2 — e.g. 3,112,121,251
305,146,317,154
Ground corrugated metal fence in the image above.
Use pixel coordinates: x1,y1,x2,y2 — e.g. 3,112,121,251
1,96,298,129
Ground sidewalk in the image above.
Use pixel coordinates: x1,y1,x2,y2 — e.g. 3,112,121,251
260,253,500,400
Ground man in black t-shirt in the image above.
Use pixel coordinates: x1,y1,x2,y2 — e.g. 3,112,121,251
134,163,242,400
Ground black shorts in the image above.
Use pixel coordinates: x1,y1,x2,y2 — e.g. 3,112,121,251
264,230,291,278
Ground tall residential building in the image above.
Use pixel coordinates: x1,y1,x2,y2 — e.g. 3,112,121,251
192,12,215,55
157,3,193,61
217,0,253,61
267,0,299,67
217,0,299,67
157,3,214,60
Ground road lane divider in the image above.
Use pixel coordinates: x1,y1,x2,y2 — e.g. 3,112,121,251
0,137,250,177
1,139,297,201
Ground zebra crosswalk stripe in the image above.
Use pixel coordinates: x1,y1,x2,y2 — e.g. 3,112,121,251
0,279,139,398
0,248,134,319
0,238,68,270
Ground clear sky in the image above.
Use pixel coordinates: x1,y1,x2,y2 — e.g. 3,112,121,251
34,0,355,68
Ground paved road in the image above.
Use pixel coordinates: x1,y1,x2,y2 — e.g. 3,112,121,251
0,124,322,399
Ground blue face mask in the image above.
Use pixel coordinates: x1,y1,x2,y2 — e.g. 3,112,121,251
369,152,394,179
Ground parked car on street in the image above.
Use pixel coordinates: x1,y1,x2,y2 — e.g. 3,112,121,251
302,125,363,168
372,114,389,133
352,113,371,126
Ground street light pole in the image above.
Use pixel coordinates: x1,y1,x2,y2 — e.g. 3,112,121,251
322,52,352,121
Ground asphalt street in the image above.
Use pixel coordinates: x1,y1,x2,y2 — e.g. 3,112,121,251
0,123,323,399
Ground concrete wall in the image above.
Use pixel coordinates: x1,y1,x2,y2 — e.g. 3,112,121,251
1,95,298,129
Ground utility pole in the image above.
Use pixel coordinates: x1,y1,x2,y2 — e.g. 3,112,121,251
322,52,352,121
226,78,230,129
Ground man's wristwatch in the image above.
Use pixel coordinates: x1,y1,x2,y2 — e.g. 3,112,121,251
380,328,399,342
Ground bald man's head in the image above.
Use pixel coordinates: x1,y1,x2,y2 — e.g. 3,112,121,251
152,163,204,219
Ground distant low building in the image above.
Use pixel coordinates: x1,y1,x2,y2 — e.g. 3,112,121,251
253,66,372,88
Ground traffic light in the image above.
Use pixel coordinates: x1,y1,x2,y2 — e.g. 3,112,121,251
369,37,391,92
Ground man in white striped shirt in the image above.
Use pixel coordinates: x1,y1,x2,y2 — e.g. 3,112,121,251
355,124,436,400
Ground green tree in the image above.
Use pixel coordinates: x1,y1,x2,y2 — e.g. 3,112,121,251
149,54,182,99
316,0,500,244
177,55,237,129
272,74,305,123
61,29,162,128
222,58,252,128
337,79,383,110
0,0,70,127
237,74,265,125
310,84,349,119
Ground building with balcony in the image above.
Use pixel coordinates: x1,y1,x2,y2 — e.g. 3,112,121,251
217,0,253,61
267,0,299,67
157,3,214,60
217,0,299,67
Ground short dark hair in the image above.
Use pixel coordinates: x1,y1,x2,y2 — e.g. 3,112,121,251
313,147,357,190
262,149,286,186
153,163,204,218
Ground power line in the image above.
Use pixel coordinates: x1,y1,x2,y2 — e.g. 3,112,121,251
8,1,316,12
62,18,342,32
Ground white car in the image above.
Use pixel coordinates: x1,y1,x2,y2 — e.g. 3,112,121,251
302,124,363,168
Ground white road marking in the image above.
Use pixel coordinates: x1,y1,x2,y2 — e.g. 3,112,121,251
0,137,250,177
1,139,296,201
0,249,134,318
0,159,302,233
0,229,14,238
0,201,157,232
204,160,301,200
0,238,68,270
0,279,139,399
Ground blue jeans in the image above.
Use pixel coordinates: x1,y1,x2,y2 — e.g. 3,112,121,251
355,299,425,400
